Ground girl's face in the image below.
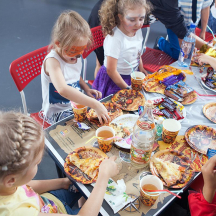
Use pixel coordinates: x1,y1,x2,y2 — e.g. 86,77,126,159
118,7,146,37
60,38,88,64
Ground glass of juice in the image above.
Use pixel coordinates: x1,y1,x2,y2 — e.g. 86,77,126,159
139,174,163,206
96,126,115,153
131,71,145,91
71,102,87,122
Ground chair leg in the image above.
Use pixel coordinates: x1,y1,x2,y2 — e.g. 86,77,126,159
55,164,66,178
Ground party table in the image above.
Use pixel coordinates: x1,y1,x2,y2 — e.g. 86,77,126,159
44,63,216,216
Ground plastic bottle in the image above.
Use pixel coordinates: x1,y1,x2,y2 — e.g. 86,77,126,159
178,22,196,67
156,117,164,137
130,100,156,168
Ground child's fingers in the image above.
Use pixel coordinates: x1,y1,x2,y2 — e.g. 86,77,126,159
98,91,102,99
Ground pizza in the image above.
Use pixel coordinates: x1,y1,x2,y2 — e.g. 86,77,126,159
109,123,132,139
64,147,108,184
87,102,123,126
111,89,145,111
152,157,186,187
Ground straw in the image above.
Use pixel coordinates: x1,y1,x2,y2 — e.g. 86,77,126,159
143,189,182,199
85,136,123,144
207,25,216,39
71,101,78,108
123,59,136,78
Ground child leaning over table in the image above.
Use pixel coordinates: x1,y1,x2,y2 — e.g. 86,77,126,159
92,0,151,98
40,10,110,125
188,155,216,216
197,53,216,70
0,111,119,216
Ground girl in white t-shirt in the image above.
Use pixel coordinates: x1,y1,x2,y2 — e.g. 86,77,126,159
92,0,151,98
41,10,110,124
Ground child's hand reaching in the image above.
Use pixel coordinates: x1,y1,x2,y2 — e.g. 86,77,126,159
202,155,216,203
94,101,111,124
197,53,212,65
99,156,119,180
86,89,102,100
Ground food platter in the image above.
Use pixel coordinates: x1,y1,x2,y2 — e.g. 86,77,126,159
64,146,107,184
110,114,138,149
150,96,186,122
185,125,216,154
203,102,216,123
150,150,194,188
200,73,216,93
111,89,145,111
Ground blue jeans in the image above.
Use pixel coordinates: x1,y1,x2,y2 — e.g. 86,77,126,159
48,189,81,215
158,28,181,60
208,11,216,34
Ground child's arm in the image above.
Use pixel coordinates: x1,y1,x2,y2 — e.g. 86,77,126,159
106,56,129,89
198,54,216,70
202,155,216,203
45,58,110,124
138,56,148,76
27,178,71,194
79,77,102,99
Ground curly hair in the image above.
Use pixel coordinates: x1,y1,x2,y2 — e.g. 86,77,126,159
50,10,92,54
0,112,44,179
99,0,152,36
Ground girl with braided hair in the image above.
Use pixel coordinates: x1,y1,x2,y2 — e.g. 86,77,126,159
92,0,152,98
0,111,119,215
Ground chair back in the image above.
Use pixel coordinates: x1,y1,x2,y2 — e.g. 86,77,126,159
10,45,49,92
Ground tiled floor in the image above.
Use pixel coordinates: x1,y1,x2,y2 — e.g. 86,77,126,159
0,0,166,180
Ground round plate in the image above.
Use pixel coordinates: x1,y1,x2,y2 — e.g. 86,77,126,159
111,89,145,111
203,102,216,123
181,91,197,105
185,125,216,154
150,150,194,188
150,96,186,122
200,73,216,93
64,146,108,184
110,114,138,149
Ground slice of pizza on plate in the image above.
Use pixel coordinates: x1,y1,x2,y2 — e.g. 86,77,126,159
152,157,186,187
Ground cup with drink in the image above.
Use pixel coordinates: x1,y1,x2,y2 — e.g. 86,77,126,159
71,102,87,122
131,72,145,91
140,174,163,206
96,126,115,153
162,119,181,144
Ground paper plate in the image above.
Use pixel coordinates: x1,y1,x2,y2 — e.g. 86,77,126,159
200,73,216,93
150,96,186,123
110,114,138,149
203,102,216,124
181,91,197,105
185,125,216,154
150,149,194,188
111,89,145,111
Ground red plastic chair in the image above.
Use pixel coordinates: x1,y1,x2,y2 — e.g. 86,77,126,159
9,45,51,129
195,27,216,42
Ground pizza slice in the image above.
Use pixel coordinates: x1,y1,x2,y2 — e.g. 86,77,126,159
69,153,103,180
153,157,186,187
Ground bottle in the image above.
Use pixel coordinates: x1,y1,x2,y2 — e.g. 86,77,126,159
130,100,156,168
156,117,164,137
178,22,196,67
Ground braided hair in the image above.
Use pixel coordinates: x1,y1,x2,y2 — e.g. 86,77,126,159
0,111,44,179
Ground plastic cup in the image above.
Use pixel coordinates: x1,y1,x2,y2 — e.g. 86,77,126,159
140,174,163,206
72,104,87,122
96,126,115,153
162,119,181,144
131,72,145,91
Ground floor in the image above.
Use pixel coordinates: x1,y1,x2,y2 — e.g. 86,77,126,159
0,0,166,180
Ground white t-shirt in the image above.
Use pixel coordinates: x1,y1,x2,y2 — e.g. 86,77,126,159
41,49,81,124
103,27,143,75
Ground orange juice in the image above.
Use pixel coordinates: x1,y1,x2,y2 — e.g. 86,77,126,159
98,130,114,138
142,184,158,193
76,104,86,109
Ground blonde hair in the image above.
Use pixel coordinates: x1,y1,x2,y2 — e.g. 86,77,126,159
0,112,44,179
99,0,152,36
50,10,92,53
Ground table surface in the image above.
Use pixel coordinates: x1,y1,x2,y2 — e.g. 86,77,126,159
45,63,216,216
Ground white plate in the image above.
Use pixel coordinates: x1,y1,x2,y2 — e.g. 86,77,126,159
200,73,216,93
150,96,186,123
110,114,138,149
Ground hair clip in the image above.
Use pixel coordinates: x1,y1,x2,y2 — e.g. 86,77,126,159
1,165,8,171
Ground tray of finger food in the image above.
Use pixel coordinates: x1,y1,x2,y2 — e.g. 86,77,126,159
150,150,194,188
64,147,108,184
200,69,216,92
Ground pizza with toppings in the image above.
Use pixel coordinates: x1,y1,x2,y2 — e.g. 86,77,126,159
64,147,108,184
111,89,145,111
109,123,132,139
152,157,186,187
